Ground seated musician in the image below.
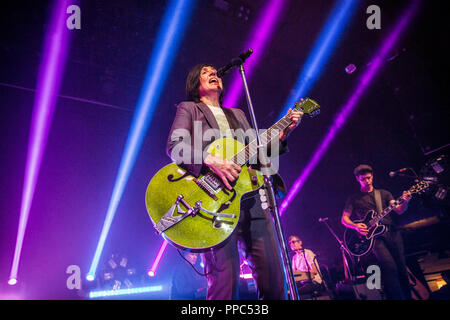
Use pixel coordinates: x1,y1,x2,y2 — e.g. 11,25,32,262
288,235,322,285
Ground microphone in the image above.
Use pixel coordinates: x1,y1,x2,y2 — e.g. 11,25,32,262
217,49,253,78
318,217,328,223
389,167,409,178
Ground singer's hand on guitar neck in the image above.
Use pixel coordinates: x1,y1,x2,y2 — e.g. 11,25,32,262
279,108,303,141
204,154,241,190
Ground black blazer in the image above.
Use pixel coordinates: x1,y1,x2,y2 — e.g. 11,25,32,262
166,101,288,194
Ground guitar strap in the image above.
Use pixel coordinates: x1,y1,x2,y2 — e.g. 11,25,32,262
374,189,383,214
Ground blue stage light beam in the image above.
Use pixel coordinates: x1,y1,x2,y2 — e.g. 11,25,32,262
279,0,358,118
86,0,196,281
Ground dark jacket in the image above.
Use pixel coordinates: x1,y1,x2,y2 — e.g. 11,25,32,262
166,101,289,179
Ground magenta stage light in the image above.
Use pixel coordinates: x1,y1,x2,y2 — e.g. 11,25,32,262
280,0,420,216
148,240,169,277
8,0,74,285
222,0,287,108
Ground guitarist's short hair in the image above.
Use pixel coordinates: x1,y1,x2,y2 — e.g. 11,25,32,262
353,164,373,177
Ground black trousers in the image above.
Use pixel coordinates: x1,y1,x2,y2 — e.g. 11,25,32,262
201,196,287,300
372,230,411,300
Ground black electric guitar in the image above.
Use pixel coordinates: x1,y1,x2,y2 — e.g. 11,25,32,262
344,181,429,257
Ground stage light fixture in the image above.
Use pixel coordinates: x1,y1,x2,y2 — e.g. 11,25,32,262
86,274,95,282
86,0,196,281
89,285,163,298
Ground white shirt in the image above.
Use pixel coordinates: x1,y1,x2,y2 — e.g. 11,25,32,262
292,249,322,283
207,105,232,138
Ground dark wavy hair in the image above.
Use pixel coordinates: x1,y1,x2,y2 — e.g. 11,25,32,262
185,63,224,105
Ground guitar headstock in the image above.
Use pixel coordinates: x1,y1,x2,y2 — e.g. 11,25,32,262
294,98,320,118
408,181,430,195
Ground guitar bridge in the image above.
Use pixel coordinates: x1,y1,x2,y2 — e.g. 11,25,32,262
194,172,222,200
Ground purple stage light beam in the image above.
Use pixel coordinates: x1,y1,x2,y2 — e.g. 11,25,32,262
223,0,287,108
280,0,420,216
9,0,74,285
148,240,169,277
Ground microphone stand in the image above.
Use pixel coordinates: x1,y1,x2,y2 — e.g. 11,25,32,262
312,255,332,295
319,219,355,284
301,248,315,299
391,167,420,181
237,63,299,300
300,249,313,283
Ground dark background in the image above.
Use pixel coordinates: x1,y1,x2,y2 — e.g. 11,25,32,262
0,0,448,299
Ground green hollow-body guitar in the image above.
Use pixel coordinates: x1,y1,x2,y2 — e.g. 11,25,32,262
145,98,320,251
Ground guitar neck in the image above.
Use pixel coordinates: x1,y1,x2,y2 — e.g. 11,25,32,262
230,114,293,166
372,196,405,223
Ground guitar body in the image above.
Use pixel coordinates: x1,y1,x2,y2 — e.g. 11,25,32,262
344,210,387,256
344,181,429,257
145,138,264,251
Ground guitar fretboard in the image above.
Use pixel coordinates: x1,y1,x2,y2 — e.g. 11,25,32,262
230,114,293,166
367,182,427,228
368,197,405,227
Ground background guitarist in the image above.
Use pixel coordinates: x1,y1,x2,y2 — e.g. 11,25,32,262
166,63,303,300
341,164,412,300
